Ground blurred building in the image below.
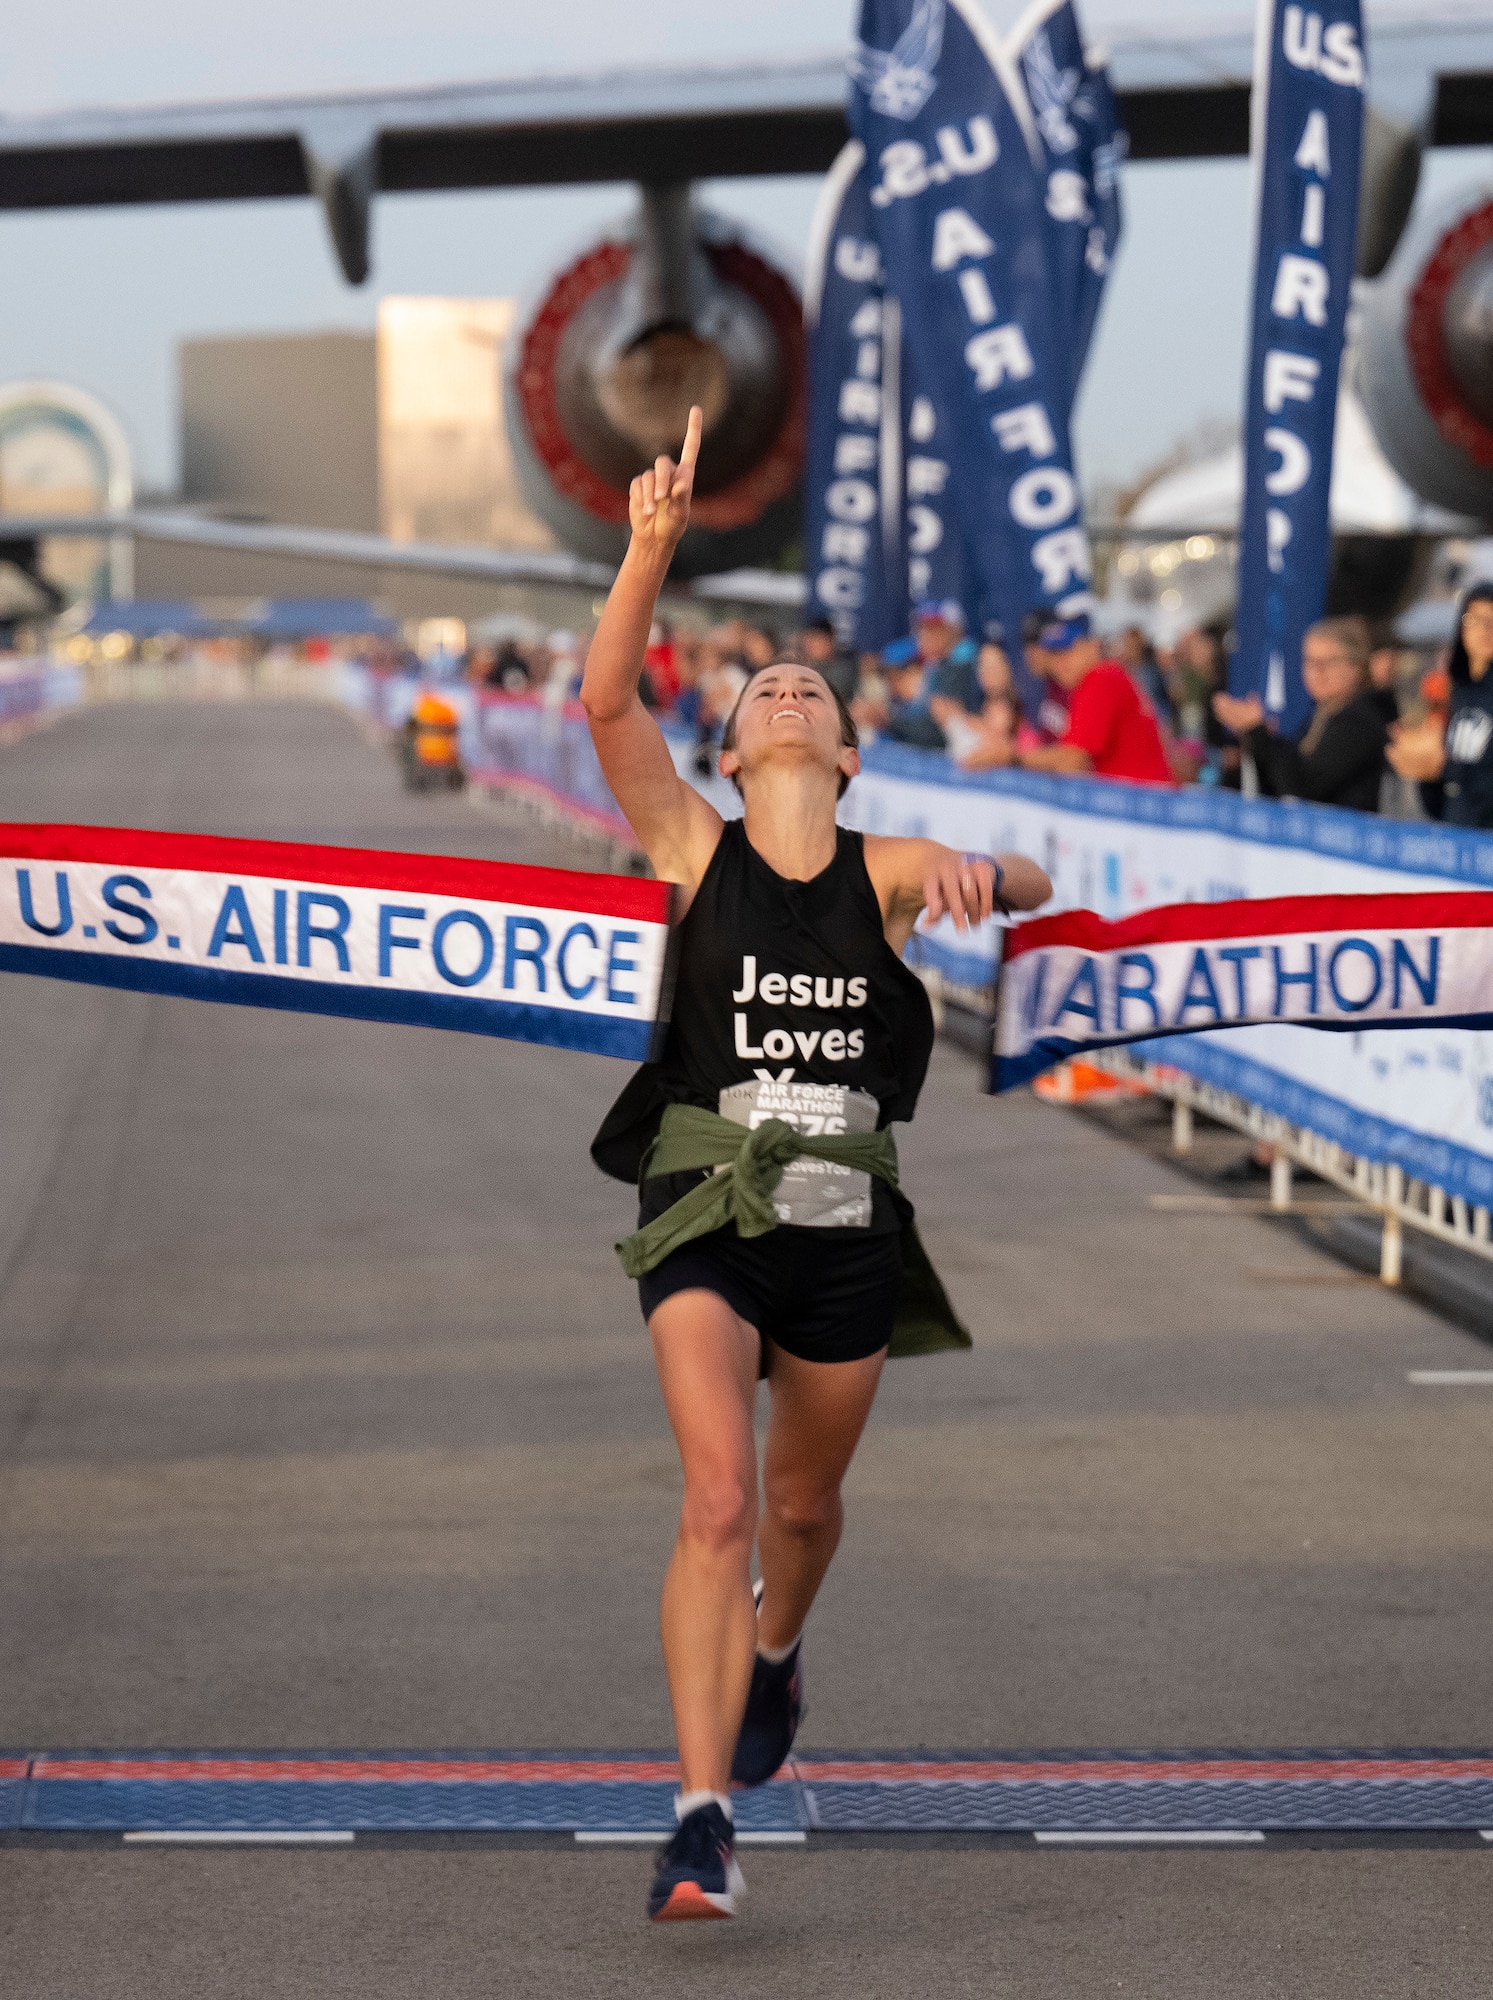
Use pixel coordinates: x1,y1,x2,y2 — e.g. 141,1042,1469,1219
136,304,561,623
0,379,133,615
183,330,379,534
378,298,554,556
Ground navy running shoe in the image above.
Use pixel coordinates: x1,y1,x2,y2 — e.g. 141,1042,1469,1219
731,1580,804,1787
647,1802,745,1921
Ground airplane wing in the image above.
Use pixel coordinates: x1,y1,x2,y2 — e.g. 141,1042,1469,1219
0,7,1486,281
0,513,618,590
0,511,809,607
0,59,854,283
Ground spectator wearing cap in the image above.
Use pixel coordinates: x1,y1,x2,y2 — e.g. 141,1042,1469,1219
990,616,1173,783
914,599,984,716
852,636,948,750
1020,609,1072,743
797,616,860,706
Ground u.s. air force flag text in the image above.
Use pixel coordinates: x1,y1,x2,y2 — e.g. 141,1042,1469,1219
804,141,907,651
848,0,1093,634
901,373,977,619
992,891,1493,1091
1007,0,1125,422
804,137,982,645
0,825,673,1060
1232,0,1365,733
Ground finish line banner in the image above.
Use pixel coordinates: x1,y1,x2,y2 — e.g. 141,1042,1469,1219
992,891,1493,1091
0,825,673,1061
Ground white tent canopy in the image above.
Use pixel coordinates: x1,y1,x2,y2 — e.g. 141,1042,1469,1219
1127,381,1474,539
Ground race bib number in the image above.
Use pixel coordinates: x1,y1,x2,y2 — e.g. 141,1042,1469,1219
718,1080,878,1228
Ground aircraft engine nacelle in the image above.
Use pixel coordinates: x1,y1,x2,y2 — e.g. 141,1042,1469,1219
1359,183,1493,523
504,188,804,578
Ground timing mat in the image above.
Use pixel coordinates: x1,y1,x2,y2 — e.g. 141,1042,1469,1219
6,1751,1493,1839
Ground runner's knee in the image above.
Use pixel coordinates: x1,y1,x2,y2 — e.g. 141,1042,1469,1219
681,1469,757,1556
763,1478,842,1543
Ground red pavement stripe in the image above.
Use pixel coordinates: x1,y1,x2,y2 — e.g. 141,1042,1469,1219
0,1759,29,1780
790,1759,1493,1784
32,1759,684,1784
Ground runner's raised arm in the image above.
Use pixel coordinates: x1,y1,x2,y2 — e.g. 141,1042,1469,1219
580,405,722,893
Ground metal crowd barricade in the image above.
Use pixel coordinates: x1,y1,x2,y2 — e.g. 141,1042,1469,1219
1087,1046,1493,1287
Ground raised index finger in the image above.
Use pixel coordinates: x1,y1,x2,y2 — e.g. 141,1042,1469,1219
678,404,704,474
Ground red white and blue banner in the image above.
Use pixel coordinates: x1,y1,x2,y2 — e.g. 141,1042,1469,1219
992,890,1493,1090
1232,0,1365,731
0,825,673,1062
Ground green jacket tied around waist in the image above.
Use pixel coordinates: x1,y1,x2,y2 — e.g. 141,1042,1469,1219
617,1103,971,1360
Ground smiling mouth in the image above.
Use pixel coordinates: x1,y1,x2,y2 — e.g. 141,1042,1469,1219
768,707,809,724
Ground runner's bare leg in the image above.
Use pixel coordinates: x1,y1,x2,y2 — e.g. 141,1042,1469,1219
757,1345,886,1652
649,1291,761,1795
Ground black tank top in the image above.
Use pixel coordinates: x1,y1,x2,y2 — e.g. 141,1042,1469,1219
591,819,935,1232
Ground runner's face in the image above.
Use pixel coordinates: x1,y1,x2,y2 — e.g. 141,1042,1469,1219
721,665,856,791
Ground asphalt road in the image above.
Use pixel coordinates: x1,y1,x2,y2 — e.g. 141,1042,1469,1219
1,698,1491,1997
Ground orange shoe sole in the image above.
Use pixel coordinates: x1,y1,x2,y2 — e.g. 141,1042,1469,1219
650,1880,736,1921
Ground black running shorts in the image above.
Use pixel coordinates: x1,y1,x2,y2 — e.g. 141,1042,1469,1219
637,1224,901,1365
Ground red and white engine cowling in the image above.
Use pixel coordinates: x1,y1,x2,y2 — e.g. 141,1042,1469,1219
1360,183,1493,523
503,194,804,577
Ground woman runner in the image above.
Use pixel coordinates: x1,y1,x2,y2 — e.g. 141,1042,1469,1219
582,408,1053,1922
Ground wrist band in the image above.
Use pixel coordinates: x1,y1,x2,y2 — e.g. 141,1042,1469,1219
961,853,1012,917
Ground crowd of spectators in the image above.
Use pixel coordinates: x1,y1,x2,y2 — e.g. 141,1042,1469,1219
452,583,1493,825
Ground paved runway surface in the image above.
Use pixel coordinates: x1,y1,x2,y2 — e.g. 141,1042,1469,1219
1,700,1491,1995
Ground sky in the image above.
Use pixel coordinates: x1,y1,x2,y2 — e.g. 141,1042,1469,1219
0,0,1257,109
0,1,1487,501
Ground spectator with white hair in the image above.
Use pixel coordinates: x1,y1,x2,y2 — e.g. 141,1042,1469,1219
1214,616,1387,814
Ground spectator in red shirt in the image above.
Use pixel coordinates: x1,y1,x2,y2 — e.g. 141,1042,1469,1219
643,620,681,710
1005,616,1173,784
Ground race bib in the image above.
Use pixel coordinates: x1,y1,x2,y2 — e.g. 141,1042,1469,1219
717,1080,878,1228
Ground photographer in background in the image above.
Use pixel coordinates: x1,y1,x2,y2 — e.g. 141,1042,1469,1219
1387,585,1493,826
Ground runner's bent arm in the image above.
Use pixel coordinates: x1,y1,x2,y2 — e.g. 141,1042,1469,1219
863,837,1051,954
581,406,723,892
